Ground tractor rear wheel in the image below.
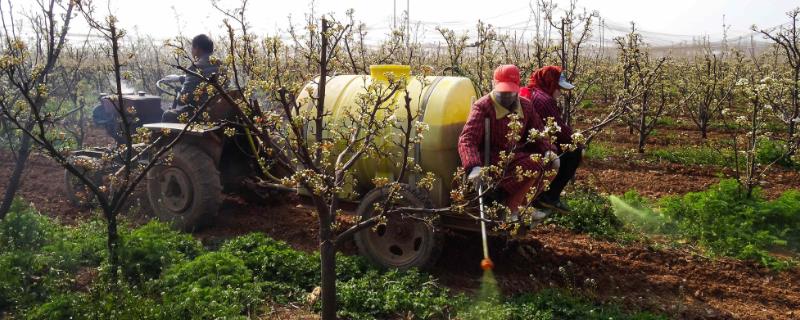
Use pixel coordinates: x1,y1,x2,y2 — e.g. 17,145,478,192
353,184,443,270
147,143,221,231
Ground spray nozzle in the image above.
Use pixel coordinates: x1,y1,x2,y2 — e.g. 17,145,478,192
480,258,494,271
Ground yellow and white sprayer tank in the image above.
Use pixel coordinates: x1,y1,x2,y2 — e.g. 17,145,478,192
298,65,478,207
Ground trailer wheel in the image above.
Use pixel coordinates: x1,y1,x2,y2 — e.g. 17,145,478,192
354,184,443,270
63,161,99,208
147,144,221,231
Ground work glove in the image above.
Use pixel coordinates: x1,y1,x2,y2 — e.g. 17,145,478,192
468,166,482,187
545,151,560,170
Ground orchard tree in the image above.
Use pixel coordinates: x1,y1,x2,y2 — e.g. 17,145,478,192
615,23,670,153
1,0,207,277
545,0,599,127
0,0,75,218
677,41,742,139
436,21,504,94
754,8,800,140
727,60,800,197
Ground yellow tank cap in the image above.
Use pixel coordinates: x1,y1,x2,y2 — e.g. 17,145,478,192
369,65,411,82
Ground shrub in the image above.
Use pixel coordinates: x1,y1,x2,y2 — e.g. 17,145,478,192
335,269,452,320
220,233,368,301
0,202,102,312
160,252,261,319
0,200,57,251
756,138,794,168
550,187,623,238
118,221,203,283
25,283,169,320
659,179,799,268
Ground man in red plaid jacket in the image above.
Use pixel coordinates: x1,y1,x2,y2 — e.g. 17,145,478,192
458,65,558,221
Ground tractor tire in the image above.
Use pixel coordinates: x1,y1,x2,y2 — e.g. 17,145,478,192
146,144,221,231
353,184,443,270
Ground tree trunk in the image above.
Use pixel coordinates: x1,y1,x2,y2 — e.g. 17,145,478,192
0,127,34,219
319,211,337,320
105,210,120,279
700,119,708,139
638,107,647,153
637,132,646,153
791,67,799,142
316,18,338,320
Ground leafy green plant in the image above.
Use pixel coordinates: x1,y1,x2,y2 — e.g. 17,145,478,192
220,233,367,302
504,289,666,320
648,146,729,167
221,233,319,290
550,187,624,238
583,142,617,160
0,200,57,252
659,179,799,268
0,201,103,312
756,137,794,168
24,283,168,320
610,190,671,234
160,252,261,319
335,269,452,320
118,221,203,283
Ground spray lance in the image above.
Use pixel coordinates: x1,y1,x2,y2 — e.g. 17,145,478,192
479,117,494,271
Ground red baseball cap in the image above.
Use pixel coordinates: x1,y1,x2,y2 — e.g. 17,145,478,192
493,64,520,93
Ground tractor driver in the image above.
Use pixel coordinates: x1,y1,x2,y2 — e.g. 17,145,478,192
162,34,220,122
458,65,559,222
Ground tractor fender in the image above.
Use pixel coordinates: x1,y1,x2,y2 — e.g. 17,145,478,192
143,123,225,166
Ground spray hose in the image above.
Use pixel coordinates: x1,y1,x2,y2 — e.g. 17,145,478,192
244,127,281,182
480,117,494,271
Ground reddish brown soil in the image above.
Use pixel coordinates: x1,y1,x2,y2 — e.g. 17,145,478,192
0,151,86,222
2,125,800,319
436,227,800,320
576,121,800,199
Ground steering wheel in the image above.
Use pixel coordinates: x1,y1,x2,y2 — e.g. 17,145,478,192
156,75,184,97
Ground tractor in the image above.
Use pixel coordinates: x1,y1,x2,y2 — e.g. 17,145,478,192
67,65,496,270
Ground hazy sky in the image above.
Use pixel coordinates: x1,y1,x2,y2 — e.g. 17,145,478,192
11,0,800,45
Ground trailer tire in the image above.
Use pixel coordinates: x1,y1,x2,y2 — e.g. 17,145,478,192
63,163,99,208
354,184,443,270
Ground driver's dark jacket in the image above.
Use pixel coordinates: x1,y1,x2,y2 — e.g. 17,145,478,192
178,54,219,107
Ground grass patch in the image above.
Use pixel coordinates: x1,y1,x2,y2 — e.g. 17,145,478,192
583,142,618,161
647,145,730,167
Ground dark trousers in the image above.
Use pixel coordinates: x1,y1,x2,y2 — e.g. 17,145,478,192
541,148,582,202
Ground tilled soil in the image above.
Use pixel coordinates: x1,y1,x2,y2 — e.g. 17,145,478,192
435,227,800,319
1,126,799,319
